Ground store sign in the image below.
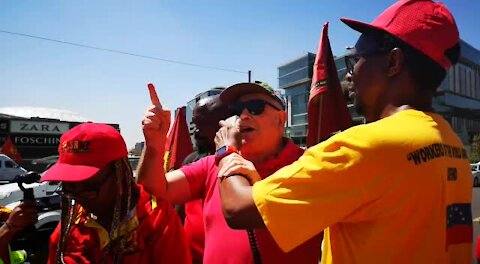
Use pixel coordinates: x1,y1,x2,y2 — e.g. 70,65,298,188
11,121,69,135
13,134,61,146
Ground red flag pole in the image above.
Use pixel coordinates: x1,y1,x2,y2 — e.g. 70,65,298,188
307,22,353,147
316,94,324,142
164,106,193,171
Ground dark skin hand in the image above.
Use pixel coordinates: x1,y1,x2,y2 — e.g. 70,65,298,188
0,201,38,264
215,120,264,229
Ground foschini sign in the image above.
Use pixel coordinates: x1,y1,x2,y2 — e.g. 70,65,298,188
10,121,70,135
13,134,61,146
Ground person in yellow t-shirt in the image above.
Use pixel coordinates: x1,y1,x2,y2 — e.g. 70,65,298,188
214,1,472,263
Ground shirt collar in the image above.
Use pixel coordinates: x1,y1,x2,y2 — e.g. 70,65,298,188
256,138,303,175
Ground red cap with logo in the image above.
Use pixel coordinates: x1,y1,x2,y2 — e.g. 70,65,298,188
41,123,128,182
341,0,459,70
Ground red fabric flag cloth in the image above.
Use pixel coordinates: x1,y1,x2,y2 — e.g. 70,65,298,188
1,136,22,162
164,106,193,171
307,22,353,147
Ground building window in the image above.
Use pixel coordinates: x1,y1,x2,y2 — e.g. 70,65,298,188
455,65,460,93
460,66,466,96
292,113,307,125
448,66,455,92
291,93,308,115
475,71,480,99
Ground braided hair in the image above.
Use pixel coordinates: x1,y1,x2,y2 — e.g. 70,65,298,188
56,157,136,264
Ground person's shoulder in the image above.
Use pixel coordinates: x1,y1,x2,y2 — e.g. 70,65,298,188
183,151,210,165
194,154,216,167
330,111,418,143
282,138,305,155
181,154,215,168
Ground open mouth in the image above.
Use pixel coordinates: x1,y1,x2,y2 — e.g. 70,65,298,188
240,126,255,133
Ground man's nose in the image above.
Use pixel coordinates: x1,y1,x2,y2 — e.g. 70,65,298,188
239,108,251,119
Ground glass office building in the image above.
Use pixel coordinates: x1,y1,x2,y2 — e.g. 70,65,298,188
279,40,480,148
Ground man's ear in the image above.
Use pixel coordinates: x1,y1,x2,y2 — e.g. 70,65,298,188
387,48,404,77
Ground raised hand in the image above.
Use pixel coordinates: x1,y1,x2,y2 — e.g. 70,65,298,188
5,201,38,235
142,83,171,150
215,116,242,151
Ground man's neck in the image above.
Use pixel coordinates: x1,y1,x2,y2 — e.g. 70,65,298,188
379,101,434,121
241,139,286,166
376,80,434,121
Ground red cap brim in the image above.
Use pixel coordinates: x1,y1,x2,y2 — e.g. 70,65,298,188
340,18,384,34
41,162,100,182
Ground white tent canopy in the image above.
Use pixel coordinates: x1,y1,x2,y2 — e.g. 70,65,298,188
0,107,92,122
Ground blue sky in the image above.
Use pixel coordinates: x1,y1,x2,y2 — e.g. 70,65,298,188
1,0,479,148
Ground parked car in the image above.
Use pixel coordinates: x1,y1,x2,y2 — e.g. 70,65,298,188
129,155,140,178
31,155,59,172
471,162,480,187
0,154,27,183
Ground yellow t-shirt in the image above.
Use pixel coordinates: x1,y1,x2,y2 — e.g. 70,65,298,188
253,109,472,264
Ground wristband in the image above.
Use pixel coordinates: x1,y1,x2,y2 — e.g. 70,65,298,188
215,145,238,165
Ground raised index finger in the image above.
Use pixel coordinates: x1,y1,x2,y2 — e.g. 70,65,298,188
148,83,162,107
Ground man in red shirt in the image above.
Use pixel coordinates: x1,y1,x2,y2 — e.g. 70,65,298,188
180,93,233,263
138,81,321,264
41,123,190,264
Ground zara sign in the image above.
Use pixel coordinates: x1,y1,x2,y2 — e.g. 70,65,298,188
10,121,70,135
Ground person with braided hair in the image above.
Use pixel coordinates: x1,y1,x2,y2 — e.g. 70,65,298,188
41,123,190,264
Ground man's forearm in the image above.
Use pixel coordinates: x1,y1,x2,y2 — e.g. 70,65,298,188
219,175,265,229
136,144,167,198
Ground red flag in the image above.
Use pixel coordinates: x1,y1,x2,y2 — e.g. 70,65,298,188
0,136,22,162
307,22,353,147
164,106,193,171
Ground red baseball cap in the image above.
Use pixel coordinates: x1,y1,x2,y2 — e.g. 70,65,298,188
41,123,128,182
341,0,459,70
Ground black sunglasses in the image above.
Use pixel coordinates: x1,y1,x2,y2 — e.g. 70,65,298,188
345,49,393,75
345,33,401,75
229,99,281,116
345,55,361,75
55,167,114,200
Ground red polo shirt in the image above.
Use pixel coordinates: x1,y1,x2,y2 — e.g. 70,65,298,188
184,199,205,262
181,139,322,264
47,185,190,263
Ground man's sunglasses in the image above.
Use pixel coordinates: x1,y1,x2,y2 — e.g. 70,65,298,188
54,184,99,200
345,55,361,75
344,50,390,75
229,99,282,116
345,33,401,75
54,167,113,200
